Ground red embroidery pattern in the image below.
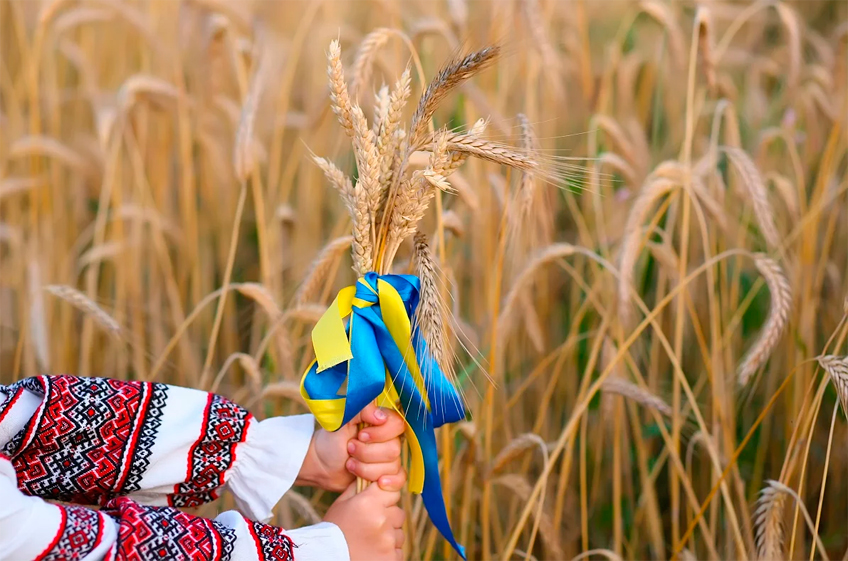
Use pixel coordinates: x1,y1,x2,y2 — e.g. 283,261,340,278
105,497,236,561
171,394,251,508
36,504,105,561
11,376,164,505
247,519,296,561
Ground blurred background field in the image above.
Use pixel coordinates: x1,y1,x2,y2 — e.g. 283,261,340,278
1,0,847,559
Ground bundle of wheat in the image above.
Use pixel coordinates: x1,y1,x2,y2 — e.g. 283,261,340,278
298,40,543,558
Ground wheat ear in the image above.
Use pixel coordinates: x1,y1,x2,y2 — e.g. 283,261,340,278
295,236,354,305
818,355,848,416
328,39,354,138
601,377,673,417
723,147,780,249
409,46,500,148
738,254,792,386
45,285,121,335
413,231,451,379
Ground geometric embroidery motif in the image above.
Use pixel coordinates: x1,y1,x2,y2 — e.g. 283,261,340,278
171,394,250,508
105,497,235,561
38,504,104,561
247,519,296,561
11,376,163,505
120,383,168,495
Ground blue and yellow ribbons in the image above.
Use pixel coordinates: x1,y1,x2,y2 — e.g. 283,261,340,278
300,272,467,559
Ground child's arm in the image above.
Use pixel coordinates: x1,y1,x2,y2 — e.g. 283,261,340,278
0,375,312,521
0,454,349,561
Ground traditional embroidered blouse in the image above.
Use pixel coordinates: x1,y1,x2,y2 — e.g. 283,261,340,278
0,375,349,561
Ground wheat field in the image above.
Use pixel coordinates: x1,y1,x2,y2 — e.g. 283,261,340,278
2,0,848,559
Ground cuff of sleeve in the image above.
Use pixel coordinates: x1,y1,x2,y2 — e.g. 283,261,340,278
286,522,350,561
227,414,315,522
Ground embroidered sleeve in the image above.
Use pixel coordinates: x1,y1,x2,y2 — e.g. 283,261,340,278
1,454,345,561
0,375,314,520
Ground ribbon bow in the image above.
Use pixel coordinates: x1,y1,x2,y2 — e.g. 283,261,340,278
300,272,466,559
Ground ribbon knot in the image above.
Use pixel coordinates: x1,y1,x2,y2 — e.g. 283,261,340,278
300,273,466,559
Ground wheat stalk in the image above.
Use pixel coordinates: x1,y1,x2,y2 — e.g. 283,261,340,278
601,377,673,417
723,147,780,249
408,46,500,148
295,236,354,305
413,232,450,379
737,254,792,386
328,39,354,138
45,285,121,335
351,27,392,97
754,482,786,560
817,355,848,416
498,244,575,347
618,176,678,323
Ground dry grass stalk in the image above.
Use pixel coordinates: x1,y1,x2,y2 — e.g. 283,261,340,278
618,176,678,323
408,46,500,148
28,261,50,372
491,474,562,560
737,254,792,386
601,376,673,417
45,284,121,335
9,136,89,173
817,355,848,416
413,232,450,378
294,236,354,305
328,40,354,138
233,283,282,320
117,74,181,114
233,53,268,183
490,433,547,474
697,7,717,94
722,147,780,249
261,381,304,403
498,244,575,346
284,491,322,525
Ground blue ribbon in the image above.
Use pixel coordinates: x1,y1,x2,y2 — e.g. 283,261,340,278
301,273,466,559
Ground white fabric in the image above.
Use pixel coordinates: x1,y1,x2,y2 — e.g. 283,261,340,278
286,522,350,561
228,414,315,522
123,384,212,506
215,512,350,561
0,389,41,451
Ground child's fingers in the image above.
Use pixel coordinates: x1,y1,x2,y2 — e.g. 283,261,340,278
394,530,405,549
388,506,405,529
348,439,401,463
363,482,400,506
346,458,400,482
358,403,389,426
358,412,404,442
378,469,406,492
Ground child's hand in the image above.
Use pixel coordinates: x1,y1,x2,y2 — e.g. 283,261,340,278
324,482,405,561
297,404,406,492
